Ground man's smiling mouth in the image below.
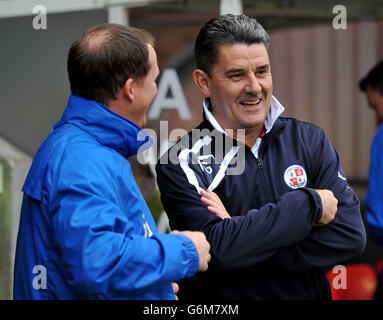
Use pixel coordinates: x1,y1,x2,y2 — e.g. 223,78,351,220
240,98,262,106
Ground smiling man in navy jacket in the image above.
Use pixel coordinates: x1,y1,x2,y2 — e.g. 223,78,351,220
156,14,366,300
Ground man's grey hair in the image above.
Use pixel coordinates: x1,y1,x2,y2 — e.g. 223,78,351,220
194,14,270,77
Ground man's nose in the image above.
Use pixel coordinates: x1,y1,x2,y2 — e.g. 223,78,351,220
245,73,262,94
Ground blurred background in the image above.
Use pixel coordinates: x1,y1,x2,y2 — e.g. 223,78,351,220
0,0,382,300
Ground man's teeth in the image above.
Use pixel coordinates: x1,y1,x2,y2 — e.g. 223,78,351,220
241,99,261,105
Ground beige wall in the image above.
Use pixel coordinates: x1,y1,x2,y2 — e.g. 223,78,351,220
269,21,383,182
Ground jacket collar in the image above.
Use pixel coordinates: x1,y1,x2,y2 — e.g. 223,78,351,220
202,96,285,157
202,95,285,135
58,94,154,158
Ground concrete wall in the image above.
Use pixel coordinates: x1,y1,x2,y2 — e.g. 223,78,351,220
0,9,107,157
0,137,31,299
269,21,383,181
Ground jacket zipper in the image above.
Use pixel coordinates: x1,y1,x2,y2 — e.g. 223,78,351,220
254,121,286,203
256,157,263,168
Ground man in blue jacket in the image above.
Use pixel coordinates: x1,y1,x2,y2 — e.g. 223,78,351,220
156,14,366,300
13,23,211,300
359,61,383,299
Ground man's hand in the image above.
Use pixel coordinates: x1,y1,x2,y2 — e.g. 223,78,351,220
172,282,179,300
314,189,338,226
200,189,231,219
172,230,211,271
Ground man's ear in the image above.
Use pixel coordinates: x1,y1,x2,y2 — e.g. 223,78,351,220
193,69,211,98
122,78,135,103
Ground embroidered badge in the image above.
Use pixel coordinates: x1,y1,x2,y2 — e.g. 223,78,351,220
284,164,308,189
197,154,215,174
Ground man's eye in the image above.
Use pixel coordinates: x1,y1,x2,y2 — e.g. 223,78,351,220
230,74,242,79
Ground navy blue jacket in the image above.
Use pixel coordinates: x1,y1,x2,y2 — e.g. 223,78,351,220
156,109,366,300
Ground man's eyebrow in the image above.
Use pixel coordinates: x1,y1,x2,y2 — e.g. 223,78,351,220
225,68,245,76
257,64,270,70
225,64,270,76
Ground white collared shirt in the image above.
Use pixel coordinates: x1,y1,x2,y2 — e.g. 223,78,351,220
203,95,285,158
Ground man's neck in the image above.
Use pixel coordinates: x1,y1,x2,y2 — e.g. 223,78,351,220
230,126,265,148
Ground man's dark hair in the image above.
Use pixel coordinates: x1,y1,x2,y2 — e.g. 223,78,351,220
359,61,383,95
67,23,155,105
194,14,270,77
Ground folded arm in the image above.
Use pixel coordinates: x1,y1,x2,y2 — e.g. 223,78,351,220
156,162,323,271
269,130,366,270
50,155,199,297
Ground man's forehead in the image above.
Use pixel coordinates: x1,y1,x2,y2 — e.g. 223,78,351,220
216,43,270,67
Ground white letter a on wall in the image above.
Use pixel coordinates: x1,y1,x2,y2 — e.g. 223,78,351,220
148,68,191,120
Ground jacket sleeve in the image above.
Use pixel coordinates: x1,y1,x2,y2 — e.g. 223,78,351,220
156,161,323,271
271,129,366,270
49,152,199,298
365,126,383,246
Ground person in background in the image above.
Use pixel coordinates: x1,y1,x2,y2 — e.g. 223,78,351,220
13,23,211,300
359,61,383,300
156,14,366,300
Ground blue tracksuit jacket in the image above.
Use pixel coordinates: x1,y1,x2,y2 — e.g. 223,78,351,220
365,125,383,300
365,124,383,246
156,98,366,300
13,94,199,299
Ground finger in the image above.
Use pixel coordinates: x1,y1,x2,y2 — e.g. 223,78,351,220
172,282,179,294
200,258,209,272
206,191,222,203
202,199,225,214
203,189,220,201
201,192,216,203
206,189,220,199
207,190,224,205
200,262,208,272
201,197,219,207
